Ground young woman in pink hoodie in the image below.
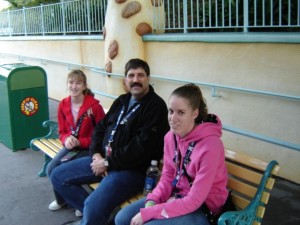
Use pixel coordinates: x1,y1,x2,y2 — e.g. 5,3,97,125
115,84,231,225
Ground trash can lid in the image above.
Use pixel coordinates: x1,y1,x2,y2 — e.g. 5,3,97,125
0,63,31,78
0,63,30,71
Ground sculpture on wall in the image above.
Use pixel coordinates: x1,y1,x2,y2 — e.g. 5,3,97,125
103,0,164,94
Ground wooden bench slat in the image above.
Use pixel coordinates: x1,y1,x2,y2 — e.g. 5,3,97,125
227,177,257,198
271,164,280,176
261,191,271,205
89,183,99,190
41,138,64,149
120,202,131,208
51,138,63,149
225,149,269,172
231,192,250,210
40,139,61,153
228,180,271,206
226,161,263,185
89,183,143,209
32,140,57,158
255,205,266,223
265,177,276,190
120,194,144,208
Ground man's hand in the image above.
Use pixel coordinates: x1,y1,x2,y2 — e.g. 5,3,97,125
90,156,107,176
130,212,143,225
92,153,102,161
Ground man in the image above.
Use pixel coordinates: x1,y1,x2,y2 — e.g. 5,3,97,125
50,58,169,225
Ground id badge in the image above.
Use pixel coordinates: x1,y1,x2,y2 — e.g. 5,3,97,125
105,144,112,157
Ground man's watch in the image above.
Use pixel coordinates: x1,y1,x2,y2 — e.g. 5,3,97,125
104,159,109,167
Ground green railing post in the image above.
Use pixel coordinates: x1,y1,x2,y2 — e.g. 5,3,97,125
86,0,91,34
183,0,188,33
40,4,45,36
7,10,12,36
22,7,27,36
243,0,249,32
61,2,66,35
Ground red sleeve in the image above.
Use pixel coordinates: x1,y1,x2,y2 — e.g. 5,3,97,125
57,99,72,144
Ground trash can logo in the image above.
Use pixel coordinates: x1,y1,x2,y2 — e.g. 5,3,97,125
20,97,39,116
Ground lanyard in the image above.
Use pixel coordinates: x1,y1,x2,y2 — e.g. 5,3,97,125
71,112,87,138
172,134,197,188
107,104,141,143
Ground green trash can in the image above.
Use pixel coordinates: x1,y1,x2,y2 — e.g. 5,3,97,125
0,63,49,151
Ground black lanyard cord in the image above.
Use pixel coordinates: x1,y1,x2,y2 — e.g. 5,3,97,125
108,104,141,144
71,112,87,138
172,134,196,187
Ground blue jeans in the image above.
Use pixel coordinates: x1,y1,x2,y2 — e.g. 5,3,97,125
47,147,90,176
50,156,145,225
47,147,89,205
115,197,210,225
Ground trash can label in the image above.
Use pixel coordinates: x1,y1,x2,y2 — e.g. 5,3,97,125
20,96,39,116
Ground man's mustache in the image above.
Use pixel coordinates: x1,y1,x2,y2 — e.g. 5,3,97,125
130,82,143,88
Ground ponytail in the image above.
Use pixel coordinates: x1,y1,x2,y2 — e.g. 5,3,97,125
83,88,94,96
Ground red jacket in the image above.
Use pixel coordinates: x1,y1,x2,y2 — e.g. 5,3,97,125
57,95,105,149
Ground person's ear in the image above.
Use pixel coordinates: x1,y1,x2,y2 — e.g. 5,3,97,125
193,109,199,119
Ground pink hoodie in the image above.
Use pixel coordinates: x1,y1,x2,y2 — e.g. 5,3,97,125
141,115,228,222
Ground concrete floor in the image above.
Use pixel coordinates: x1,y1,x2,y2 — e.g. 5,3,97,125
0,99,299,225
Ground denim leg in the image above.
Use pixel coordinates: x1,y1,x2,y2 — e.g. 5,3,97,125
81,170,145,225
48,148,91,205
144,208,209,225
115,198,209,225
47,148,90,176
47,147,70,205
115,198,146,225
50,156,102,211
46,147,69,176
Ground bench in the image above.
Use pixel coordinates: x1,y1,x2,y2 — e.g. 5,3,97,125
30,120,280,225
30,120,61,177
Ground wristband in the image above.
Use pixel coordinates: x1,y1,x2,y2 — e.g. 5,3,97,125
145,200,156,208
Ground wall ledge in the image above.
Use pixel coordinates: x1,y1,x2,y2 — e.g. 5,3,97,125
143,32,300,43
0,33,299,43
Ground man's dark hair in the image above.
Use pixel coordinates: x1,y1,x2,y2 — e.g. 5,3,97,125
124,58,150,77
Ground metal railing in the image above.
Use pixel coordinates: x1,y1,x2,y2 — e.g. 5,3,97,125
1,0,299,36
156,0,300,33
1,52,299,151
0,0,107,36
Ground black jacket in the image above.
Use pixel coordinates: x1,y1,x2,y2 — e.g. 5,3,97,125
89,85,169,174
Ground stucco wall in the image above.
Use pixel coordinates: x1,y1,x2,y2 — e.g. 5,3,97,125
145,41,300,184
0,37,299,183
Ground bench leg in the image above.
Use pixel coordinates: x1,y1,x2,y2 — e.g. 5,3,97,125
38,154,52,177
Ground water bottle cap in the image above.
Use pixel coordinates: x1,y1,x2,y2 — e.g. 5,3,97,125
151,160,158,166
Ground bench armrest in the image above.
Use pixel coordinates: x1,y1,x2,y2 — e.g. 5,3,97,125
30,120,59,151
218,208,257,225
218,160,279,225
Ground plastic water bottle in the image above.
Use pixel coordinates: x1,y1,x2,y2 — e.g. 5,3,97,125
143,160,159,196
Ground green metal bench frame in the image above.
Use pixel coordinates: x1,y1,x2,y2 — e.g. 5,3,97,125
218,160,278,225
30,120,59,177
